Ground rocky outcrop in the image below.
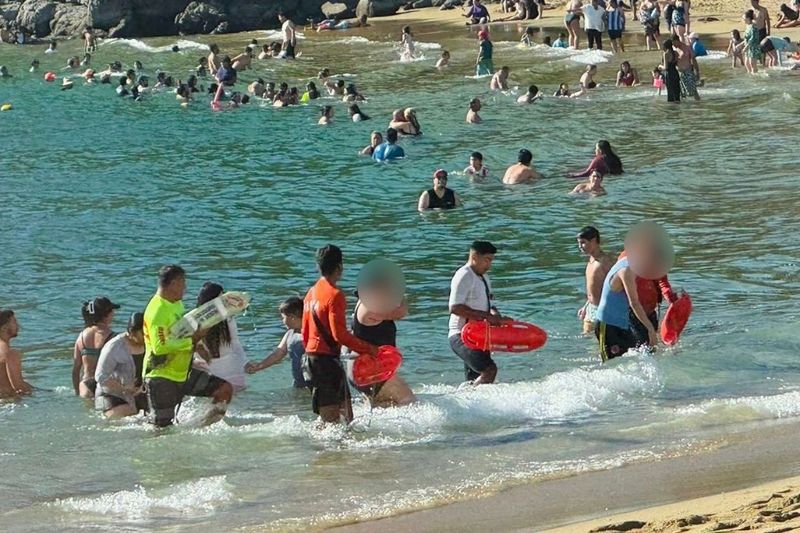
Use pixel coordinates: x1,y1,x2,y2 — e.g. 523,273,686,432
0,0,405,39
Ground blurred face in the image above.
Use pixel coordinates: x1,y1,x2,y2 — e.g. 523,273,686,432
371,133,382,146
471,100,481,111
470,156,482,169
434,174,447,189
470,252,494,275
625,222,674,280
590,171,603,187
577,237,599,256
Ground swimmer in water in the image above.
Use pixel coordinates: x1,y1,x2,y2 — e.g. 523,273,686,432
361,131,383,156
517,84,542,103
490,66,510,90
116,77,129,96
521,27,535,46
502,149,542,184
616,61,640,87
319,105,334,125
466,97,482,124
569,140,624,177
576,226,616,335
436,50,451,68
476,30,494,76
372,128,405,162
553,32,569,48
400,25,416,61
80,53,91,66
418,169,461,211
330,79,345,96
570,64,598,98
0,66,10,78
389,109,413,135
83,69,95,83
258,43,271,60
231,46,253,70
464,151,489,178
300,81,319,102
207,43,221,77
343,83,365,102
248,78,265,97
29,59,39,72
554,82,572,97
571,170,606,195
349,104,370,122
264,81,276,101
45,40,57,54
0,310,32,397
652,66,665,95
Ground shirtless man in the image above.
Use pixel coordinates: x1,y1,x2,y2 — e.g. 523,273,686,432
0,310,32,397
672,34,700,101
502,149,543,184
576,227,615,334
83,27,97,53
570,64,598,98
466,98,482,124
490,66,510,90
571,170,606,195
751,0,771,42
231,46,253,71
279,13,297,58
207,43,221,77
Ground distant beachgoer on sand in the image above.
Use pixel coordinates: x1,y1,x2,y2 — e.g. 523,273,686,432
616,61,640,86
231,46,253,70
553,32,569,48
727,29,745,67
672,0,688,43
466,97,482,123
73,297,119,399
0,310,32,397
476,30,494,76
400,25,416,61
554,82,571,97
490,66,510,90
502,149,542,184
639,0,661,51
318,105,334,125
278,12,297,58
517,84,542,103
316,14,369,31
565,0,584,48
776,1,800,29
606,0,626,54
373,128,405,161
418,169,461,211
576,227,615,335
436,50,451,68
361,131,383,156
465,151,489,177
500,0,528,21
751,0,771,43
464,0,491,24
349,104,370,122
571,170,606,195
582,0,605,50
570,64,598,98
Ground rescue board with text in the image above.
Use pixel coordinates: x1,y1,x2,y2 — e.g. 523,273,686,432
170,291,251,339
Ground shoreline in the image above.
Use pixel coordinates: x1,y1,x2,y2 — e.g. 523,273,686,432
330,420,800,532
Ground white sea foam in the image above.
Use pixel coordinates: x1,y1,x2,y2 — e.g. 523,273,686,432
565,49,615,65
261,30,306,40
101,38,209,53
328,36,372,45
415,41,441,50
53,476,232,518
696,50,728,61
675,390,800,420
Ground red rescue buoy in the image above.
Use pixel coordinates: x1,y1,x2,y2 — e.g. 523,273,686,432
44,71,56,82
660,293,692,346
351,345,403,387
461,320,547,353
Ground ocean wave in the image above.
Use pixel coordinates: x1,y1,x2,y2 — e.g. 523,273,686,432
100,38,209,53
675,390,800,420
415,41,441,50
696,50,728,61
261,30,306,41
564,49,615,65
52,476,232,518
327,36,373,45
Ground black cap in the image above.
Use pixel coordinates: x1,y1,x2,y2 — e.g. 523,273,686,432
88,296,120,317
471,240,497,255
127,312,144,333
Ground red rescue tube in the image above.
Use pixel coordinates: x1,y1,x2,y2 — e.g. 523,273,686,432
352,345,403,386
660,293,692,346
461,320,547,353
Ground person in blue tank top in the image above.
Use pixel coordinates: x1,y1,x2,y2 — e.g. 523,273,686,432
595,257,659,361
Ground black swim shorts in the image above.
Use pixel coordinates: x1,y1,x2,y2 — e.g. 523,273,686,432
608,30,623,40
629,310,658,347
146,369,227,427
596,322,638,362
761,39,775,54
97,393,128,412
449,334,496,381
306,354,348,413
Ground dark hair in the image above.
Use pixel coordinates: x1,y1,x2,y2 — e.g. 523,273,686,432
577,226,600,241
597,140,623,174
322,105,333,117
386,127,399,143
744,9,755,20
518,149,533,165
279,296,303,317
197,282,231,357
0,309,14,329
402,25,411,34
471,240,497,255
471,151,483,160
210,43,219,53
127,312,144,334
662,39,674,51
349,104,369,120
158,264,185,288
241,94,250,104
316,245,343,276
336,79,345,87
528,84,538,94
251,38,258,45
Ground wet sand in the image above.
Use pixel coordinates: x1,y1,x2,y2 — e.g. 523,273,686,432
332,421,800,532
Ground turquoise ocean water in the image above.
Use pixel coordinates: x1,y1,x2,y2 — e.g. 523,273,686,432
1,20,800,531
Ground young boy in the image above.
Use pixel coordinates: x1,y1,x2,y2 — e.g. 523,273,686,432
464,151,489,177
553,32,569,48
0,310,32,397
571,170,606,195
245,297,309,388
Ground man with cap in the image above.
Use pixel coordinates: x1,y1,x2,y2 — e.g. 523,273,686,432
448,241,512,384
502,149,543,184
143,265,233,427
418,169,461,211
0,309,32,398
476,30,494,76
95,312,147,418
464,0,491,24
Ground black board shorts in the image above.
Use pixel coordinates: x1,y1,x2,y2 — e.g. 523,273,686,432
596,322,638,362
450,334,496,381
608,30,623,39
146,369,227,427
760,39,775,54
306,354,348,413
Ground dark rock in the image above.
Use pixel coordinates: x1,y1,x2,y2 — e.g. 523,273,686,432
16,0,56,37
589,522,648,533
321,1,354,18
356,0,404,17
210,20,228,33
412,0,431,8
1,2,22,24
175,1,225,35
88,0,189,37
50,4,89,37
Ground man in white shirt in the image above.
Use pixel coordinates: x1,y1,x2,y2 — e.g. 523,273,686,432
278,12,297,59
448,241,512,384
582,0,606,50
